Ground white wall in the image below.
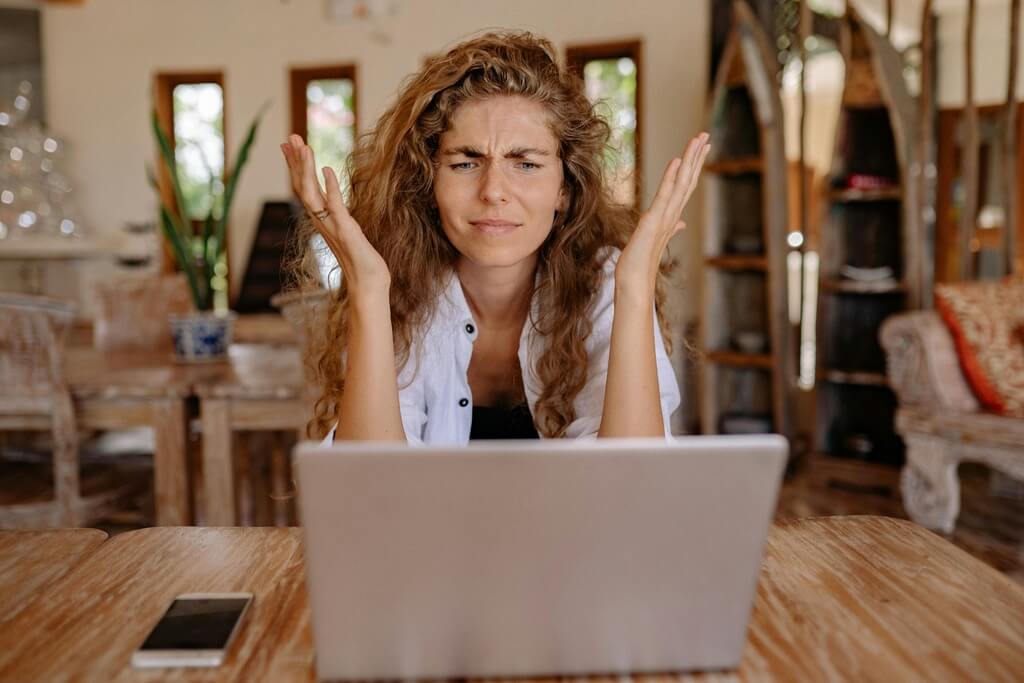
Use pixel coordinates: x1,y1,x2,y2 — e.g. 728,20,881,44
851,0,1024,109
937,0,1024,108
39,0,709,324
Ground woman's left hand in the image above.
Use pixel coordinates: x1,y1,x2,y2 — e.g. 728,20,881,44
616,132,710,299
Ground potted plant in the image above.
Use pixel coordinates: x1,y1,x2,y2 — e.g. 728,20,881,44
148,105,265,362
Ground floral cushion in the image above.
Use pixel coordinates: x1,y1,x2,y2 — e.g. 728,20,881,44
934,276,1024,417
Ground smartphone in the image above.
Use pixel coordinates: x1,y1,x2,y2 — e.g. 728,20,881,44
131,592,253,668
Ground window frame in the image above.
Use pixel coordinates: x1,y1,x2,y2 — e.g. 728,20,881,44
565,39,643,208
288,63,358,169
153,70,228,285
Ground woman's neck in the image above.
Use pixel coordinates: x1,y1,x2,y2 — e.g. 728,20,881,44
456,255,536,329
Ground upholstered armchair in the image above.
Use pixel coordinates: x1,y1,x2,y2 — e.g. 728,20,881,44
880,309,1024,533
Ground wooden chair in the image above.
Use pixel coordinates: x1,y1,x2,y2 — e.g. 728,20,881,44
86,273,194,525
0,294,82,527
202,288,325,527
93,273,192,352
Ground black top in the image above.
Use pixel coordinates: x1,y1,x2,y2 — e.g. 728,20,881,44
470,403,539,440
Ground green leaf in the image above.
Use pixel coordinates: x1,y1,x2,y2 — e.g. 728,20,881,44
150,110,190,229
211,100,270,264
145,163,159,191
202,208,216,266
159,206,206,310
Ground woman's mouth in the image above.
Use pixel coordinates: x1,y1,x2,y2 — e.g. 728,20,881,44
470,219,521,235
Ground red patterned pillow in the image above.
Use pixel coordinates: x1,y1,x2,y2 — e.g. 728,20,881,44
934,276,1024,417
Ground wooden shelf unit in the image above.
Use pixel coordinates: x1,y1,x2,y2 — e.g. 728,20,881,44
822,369,890,387
820,278,907,294
700,0,794,440
704,157,763,175
814,8,922,464
828,187,902,202
706,350,774,369
705,255,768,271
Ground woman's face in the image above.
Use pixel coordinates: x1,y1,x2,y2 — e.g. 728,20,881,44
433,95,566,271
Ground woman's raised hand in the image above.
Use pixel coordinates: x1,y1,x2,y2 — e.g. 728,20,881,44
281,134,391,294
616,132,711,297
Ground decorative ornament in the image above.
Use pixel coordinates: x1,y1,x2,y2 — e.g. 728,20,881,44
0,80,85,241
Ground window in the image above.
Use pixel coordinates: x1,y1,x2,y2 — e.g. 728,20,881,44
290,65,357,289
566,40,642,207
290,65,357,189
154,71,229,307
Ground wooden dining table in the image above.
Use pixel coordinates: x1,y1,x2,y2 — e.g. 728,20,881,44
0,516,1022,682
0,529,107,625
65,341,304,526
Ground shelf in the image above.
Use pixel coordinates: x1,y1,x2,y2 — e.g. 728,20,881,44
841,97,887,110
704,255,767,271
820,279,907,295
0,237,104,260
821,369,890,387
704,157,762,175
707,350,773,369
828,187,902,202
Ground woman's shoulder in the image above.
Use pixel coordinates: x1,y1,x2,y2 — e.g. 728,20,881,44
597,245,621,273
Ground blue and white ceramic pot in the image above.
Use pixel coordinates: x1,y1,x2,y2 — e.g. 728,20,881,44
169,311,236,363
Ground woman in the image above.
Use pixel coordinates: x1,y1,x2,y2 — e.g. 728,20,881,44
282,31,709,444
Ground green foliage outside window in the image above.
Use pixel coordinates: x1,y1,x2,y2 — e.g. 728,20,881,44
307,79,355,194
583,57,637,205
172,83,225,222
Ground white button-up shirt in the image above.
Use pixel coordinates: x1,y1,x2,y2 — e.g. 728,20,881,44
327,248,680,444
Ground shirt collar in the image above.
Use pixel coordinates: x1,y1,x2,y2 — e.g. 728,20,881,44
439,267,542,344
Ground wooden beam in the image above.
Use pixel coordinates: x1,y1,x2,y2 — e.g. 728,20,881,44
919,0,935,302
1005,0,1021,275
961,0,979,280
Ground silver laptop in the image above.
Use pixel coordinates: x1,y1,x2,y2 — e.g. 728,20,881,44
294,435,786,680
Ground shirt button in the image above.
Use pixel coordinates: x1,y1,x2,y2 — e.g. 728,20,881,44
465,323,475,335
458,398,469,407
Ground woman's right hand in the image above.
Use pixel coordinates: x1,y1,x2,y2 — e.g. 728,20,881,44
281,134,391,295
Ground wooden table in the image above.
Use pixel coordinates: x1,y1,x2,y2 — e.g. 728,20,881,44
65,348,208,526
0,529,107,625
1,516,1022,681
64,343,304,526
195,344,305,526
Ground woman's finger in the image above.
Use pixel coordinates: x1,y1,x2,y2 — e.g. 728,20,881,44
664,136,702,214
321,167,355,227
666,134,709,220
297,146,328,211
281,142,300,185
681,141,711,208
646,156,682,219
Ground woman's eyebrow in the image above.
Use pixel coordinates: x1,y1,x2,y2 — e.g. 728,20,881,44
440,145,553,158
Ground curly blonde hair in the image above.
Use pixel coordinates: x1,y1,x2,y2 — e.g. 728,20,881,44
292,30,672,439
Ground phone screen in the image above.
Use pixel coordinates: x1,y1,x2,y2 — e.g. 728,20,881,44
139,597,250,651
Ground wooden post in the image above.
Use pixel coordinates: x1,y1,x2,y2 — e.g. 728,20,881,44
1005,0,1021,275
920,0,935,303
885,0,893,38
961,0,979,280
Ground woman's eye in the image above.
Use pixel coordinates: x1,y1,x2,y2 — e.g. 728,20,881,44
518,162,541,171
450,162,476,171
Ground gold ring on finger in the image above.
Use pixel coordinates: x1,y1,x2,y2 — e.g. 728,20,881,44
309,208,330,221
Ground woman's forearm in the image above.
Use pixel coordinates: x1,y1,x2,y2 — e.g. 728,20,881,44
334,289,407,442
598,281,665,438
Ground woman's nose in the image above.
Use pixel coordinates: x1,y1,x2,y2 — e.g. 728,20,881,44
479,162,508,203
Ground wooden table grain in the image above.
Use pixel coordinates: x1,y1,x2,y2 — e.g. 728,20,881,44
0,529,107,625
1,516,1022,682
